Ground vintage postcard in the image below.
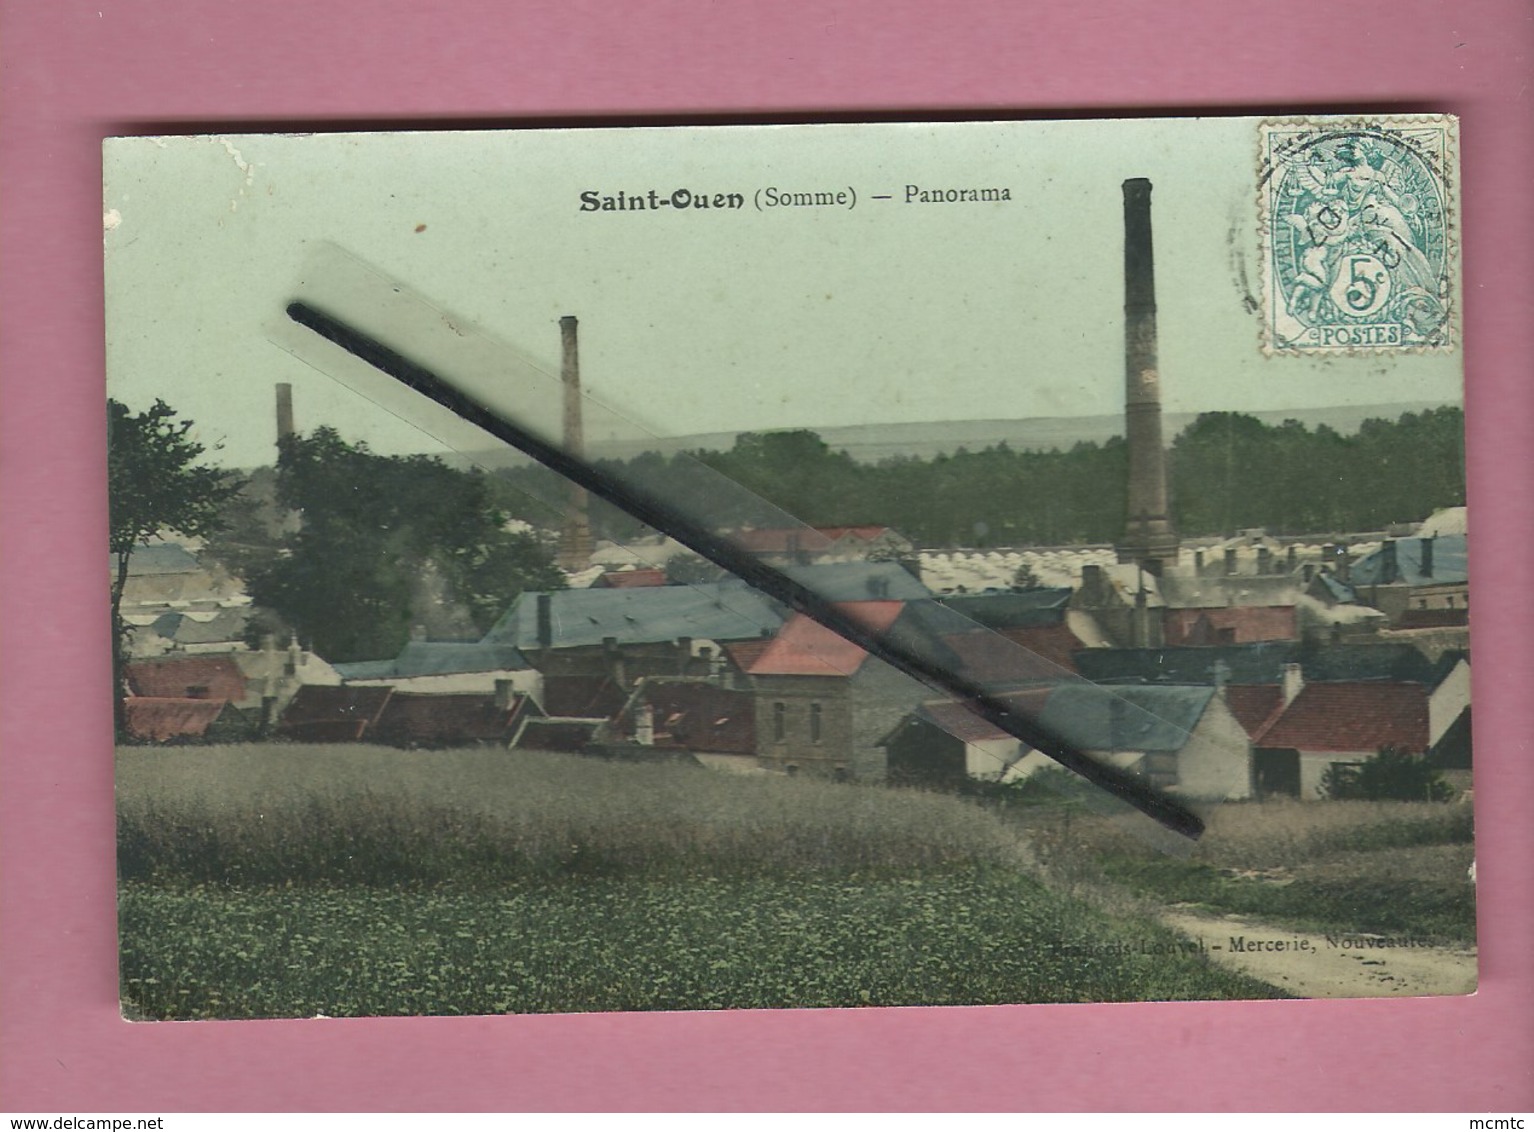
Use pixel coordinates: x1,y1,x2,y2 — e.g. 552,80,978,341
104,116,1473,1020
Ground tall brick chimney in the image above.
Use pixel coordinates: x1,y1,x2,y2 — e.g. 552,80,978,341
556,316,594,569
275,383,295,443
1115,179,1180,576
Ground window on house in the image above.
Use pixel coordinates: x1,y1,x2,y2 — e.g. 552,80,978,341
810,702,823,743
1445,595,1455,608
773,702,786,742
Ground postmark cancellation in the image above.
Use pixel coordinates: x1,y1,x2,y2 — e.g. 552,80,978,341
1259,116,1458,354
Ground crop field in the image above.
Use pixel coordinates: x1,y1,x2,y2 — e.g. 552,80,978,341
116,744,1284,1019
1027,794,1477,945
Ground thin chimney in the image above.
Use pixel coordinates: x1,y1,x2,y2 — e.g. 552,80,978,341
557,316,594,569
1281,662,1304,706
275,383,295,442
1115,178,1180,576
1420,536,1435,578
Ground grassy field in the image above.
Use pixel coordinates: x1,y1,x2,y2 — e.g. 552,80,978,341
116,744,1284,1018
1024,795,1477,945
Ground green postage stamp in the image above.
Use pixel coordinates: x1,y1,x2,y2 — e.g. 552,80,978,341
1260,116,1458,354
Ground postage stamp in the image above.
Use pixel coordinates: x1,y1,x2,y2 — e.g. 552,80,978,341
1259,116,1458,354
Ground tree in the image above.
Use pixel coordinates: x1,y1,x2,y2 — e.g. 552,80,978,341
247,428,565,663
108,399,244,735
1319,746,1456,802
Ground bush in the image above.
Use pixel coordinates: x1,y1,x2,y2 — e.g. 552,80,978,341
1320,747,1456,803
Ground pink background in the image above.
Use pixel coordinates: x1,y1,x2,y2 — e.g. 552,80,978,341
3,0,1531,1112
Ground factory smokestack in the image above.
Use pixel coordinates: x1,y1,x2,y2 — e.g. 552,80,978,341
275,383,295,443
1115,178,1180,575
557,316,594,569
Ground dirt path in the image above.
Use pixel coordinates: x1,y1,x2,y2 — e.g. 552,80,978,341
1159,908,1477,998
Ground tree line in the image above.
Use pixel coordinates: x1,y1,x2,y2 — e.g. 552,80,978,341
496,406,1466,547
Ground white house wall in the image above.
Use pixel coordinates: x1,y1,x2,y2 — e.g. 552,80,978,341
1174,696,1254,801
1299,749,1372,799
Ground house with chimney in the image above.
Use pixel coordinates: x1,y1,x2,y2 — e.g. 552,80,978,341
334,637,541,702
278,680,538,748
1248,651,1470,799
1346,535,1468,626
602,677,758,771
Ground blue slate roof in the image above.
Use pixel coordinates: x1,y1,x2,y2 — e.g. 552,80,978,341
333,641,532,681
113,542,201,576
333,658,398,680
483,580,787,650
1314,573,1358,604
1074,643,1296,686
1036,683,1214,753
1073,642,1438,686
1349,535,1468,587
481,562,930,651
941,588,1072,629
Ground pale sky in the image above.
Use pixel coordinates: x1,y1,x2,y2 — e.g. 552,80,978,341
103,119,1463,469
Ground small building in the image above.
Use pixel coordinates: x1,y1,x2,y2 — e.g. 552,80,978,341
744,601,931,780
125,654,248,704
370,687,538,749
605,677,758,771
590,568,669,589
1162,605,1298,647
334,639,540,702
122,697,251,743
1321,535,1469,627
278,685,395,743
883,682,1252,800
882,689,1054,786
1251,680,1432,799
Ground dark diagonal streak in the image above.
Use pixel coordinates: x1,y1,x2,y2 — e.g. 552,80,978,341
286,299,1204,840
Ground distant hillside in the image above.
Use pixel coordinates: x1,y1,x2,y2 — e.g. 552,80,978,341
461,401,1453,468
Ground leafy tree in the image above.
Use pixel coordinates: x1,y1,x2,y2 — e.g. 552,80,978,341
1320,747,1456,802
247,428,565,663
107,399,244,735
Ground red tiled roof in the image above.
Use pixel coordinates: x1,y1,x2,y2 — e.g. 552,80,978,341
619,680,756,755
126,655,247,702
593,569,669,589
998,623,1086,675
1222,684,1286,738
813,526,894,543
942,630,1073,686
1164,606,1298,647
938,616,1086,677
746,602,905,677
280,685,393,742
722,639,773,673
1253,682,1430,752
123,697,233,741
373,692,530,747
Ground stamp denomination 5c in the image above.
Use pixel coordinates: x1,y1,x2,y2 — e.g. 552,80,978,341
1260,117,1458,354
